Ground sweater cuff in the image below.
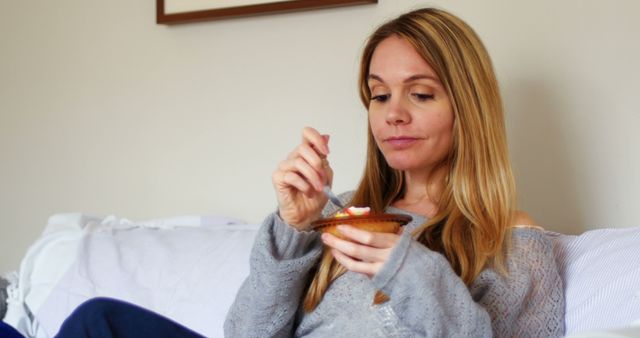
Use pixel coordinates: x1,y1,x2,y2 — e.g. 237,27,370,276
270,212,321,260
249,212,322,278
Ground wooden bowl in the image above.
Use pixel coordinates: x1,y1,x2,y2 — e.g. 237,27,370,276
311,213,412,240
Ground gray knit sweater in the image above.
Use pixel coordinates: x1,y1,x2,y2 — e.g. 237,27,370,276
224,206,565,337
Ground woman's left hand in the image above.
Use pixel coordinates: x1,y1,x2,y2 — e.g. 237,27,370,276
320,225,402,278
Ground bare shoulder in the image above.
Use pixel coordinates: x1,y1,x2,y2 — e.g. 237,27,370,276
511,210,544,231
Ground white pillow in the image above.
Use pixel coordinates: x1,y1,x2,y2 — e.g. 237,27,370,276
563,326,640,338
549,227,640,335
4,214,99,337
14,213,256,338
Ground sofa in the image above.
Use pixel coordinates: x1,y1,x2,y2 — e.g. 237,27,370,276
1,213,639,337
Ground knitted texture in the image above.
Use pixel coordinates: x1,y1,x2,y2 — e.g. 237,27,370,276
225,206,565,337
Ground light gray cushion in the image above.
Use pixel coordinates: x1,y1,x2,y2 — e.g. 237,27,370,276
0,276,9,319
549,227,640,334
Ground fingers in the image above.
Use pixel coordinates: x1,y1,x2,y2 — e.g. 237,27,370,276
321,231,389,263
302,126,329,157
320,226,401,277
274,169,314,197
321,232,382,262
277,127,332,192
331,248,380,277
320,226,402,276
281,146,325,191
272,127,333,227
332,225,400,248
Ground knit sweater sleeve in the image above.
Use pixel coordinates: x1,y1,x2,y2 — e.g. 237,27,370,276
472,229,565,337
371,228,565,338
223,212,322,338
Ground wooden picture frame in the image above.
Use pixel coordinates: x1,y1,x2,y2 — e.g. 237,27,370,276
157,0,378,24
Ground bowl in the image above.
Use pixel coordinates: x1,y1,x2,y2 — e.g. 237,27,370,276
311,213,412,240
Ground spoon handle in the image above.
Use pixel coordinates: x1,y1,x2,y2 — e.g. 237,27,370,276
323,185,344,209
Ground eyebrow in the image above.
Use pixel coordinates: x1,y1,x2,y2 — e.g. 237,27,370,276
368,74,439,83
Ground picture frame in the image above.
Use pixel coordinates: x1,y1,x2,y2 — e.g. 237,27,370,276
157,0,378,24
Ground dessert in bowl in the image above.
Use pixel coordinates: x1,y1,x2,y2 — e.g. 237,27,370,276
311,206,412,240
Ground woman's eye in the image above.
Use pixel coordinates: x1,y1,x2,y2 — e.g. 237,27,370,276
412,93,434,101
371,94,390,103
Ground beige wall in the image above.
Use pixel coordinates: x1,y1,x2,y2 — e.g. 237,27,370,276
1,0,639,272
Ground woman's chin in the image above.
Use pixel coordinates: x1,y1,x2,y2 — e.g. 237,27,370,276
385,156,443,173
385,159,423,172
382,147,449,172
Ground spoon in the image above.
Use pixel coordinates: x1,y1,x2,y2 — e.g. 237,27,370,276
323,185,345,209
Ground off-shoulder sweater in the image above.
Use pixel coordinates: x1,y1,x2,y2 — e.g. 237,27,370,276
224,204,565,337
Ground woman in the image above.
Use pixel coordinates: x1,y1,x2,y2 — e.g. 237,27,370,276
225,7,564,338
55,7,563,338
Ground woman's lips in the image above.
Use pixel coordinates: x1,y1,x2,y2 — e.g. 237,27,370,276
384,136,422,149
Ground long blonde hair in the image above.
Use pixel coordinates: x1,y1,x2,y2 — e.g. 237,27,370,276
304,8,516,312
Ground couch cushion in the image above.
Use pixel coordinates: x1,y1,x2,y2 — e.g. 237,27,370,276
549,227,640,334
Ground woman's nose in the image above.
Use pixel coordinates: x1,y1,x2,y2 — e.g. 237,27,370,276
385,97,411,125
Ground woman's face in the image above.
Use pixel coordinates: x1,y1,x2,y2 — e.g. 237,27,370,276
367,35,454,173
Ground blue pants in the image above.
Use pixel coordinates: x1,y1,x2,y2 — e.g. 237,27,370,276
0,321,24,338
56,298,205,338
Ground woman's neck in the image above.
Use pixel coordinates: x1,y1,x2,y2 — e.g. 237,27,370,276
391,168,445,218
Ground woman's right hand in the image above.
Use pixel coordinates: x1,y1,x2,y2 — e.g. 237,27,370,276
272,127,333,230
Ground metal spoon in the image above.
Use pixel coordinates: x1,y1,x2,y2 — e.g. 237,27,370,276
323,185,344,209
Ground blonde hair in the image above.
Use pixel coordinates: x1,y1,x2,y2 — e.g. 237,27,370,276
303,8,516,312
